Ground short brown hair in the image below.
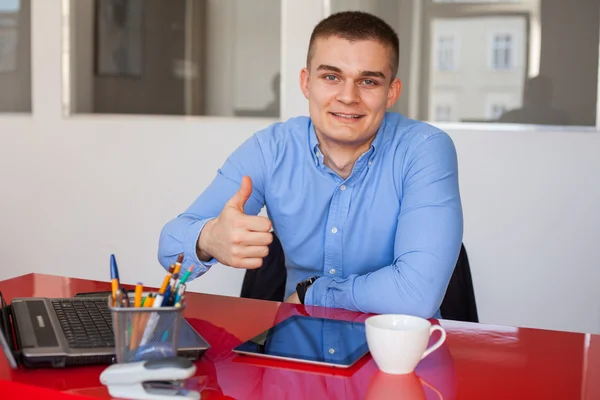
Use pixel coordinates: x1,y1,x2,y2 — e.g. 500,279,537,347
307,11,400,79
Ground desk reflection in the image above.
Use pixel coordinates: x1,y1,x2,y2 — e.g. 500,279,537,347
366,371,443,400
187,306,457,400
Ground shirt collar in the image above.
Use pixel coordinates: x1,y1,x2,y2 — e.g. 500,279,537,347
308,121,321,166
308,113,393,167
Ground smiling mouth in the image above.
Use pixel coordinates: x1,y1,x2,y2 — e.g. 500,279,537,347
330,112,365,120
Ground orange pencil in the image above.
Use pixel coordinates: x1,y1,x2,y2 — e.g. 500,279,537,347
129,282,144,351
173,254,184,275
158,273,172,295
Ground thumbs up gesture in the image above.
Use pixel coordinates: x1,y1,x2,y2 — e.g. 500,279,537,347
197,176,273,269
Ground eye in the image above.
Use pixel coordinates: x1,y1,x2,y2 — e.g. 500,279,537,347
362,79,378,86
323,74,338,81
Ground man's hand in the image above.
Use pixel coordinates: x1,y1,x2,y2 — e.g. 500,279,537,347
284,291,301,304
198,176,273,269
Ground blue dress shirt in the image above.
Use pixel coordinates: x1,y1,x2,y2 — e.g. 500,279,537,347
158,112,463,318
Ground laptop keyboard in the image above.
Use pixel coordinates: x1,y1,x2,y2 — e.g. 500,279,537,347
51,299,114,348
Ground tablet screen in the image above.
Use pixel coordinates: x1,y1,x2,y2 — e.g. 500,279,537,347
233,315,369,368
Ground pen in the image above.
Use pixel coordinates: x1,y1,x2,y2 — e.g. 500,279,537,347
169,254,184,291
110,254,120,306
140,282,169,345
161,285,172,307
175,266,194,291
115,289,124,308
120,288,130,307
174,284,186,305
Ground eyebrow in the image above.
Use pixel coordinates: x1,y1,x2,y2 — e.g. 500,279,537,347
316,64,386,79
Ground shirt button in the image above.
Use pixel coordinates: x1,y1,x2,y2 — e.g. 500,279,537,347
329,348,335,354
329,268,336,275
340,185,346,191
368,160,373,166
331,227,338,234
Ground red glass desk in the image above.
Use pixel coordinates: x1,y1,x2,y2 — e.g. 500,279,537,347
0,273,598,399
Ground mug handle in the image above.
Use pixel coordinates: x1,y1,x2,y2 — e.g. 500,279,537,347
420,325,446,360
419,377,444,400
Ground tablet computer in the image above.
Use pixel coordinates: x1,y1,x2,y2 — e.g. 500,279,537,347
232,315,369,368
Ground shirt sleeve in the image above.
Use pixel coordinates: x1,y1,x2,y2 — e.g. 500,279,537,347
304,131,463,318
157,134,268,280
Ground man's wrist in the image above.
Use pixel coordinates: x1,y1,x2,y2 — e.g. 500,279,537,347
197,219,215,262
296,276,320,305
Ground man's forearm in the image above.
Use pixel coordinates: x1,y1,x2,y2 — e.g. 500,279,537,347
158,216,217,278
304,240,460,318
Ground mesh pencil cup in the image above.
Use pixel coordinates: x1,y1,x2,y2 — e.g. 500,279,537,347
108,295,185,363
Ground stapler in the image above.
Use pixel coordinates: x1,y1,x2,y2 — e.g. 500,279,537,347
100,356,200,400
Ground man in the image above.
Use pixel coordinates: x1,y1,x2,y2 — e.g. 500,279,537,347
158,11,463,318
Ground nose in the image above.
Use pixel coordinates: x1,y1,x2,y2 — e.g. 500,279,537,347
336,81,360,105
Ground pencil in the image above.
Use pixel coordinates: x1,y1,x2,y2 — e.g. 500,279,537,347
130,282,144,350
173,254,184,275
158,273,172,295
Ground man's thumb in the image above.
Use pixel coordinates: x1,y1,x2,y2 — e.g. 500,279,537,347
227,176,252,212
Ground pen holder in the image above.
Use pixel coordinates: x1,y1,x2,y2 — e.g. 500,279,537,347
108,296,185,364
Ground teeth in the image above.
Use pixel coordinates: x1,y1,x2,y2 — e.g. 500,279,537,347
333,113,361,119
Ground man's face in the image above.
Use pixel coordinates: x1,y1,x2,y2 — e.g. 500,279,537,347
300,36,401,148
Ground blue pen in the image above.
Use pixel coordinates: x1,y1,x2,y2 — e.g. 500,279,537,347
161,285,172,307
110,254,120,305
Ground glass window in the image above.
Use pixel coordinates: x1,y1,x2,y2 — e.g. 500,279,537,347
431,92,458,122
66,0,281,118
491,33,513,70
330,0,599,127
0,0,31,113
437,35,456,71
435,104,453,121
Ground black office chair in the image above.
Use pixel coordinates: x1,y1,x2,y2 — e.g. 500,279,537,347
241,235,478,323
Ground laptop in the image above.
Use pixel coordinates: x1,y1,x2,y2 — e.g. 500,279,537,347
0,290,210,368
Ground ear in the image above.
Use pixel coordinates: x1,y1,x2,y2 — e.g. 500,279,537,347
300,68,310,100
386,78,402,109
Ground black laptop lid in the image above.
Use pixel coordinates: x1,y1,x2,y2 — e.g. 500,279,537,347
0,292,17,369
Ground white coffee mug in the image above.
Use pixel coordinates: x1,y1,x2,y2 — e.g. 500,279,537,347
365,314,446,375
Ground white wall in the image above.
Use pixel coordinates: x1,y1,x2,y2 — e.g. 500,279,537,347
0,0,599,336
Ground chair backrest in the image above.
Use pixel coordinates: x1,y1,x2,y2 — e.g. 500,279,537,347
440,243,479,323
240,234,287,302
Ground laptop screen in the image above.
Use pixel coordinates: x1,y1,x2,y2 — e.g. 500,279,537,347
0,292,17,369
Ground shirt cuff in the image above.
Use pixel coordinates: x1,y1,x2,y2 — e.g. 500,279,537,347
304,277,332,307
184,218,218,280
304,275,361,312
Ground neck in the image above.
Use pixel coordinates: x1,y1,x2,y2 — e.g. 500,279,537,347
316,134,375,180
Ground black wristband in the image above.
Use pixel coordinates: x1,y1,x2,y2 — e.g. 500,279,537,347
296,276,319,304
